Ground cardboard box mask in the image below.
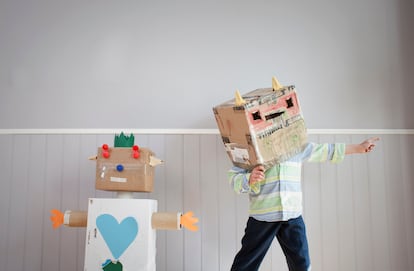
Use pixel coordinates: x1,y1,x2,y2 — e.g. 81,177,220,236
213,80,307,170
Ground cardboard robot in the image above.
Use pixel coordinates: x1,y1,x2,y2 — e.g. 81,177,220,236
213,77,307,170
50,133,198,271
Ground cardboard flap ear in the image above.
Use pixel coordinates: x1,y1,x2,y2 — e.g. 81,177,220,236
149,156,164,167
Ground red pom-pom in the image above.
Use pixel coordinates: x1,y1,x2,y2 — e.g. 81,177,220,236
102,144,109,150
132,145,139,151
133,150,140,159
102,150,110,158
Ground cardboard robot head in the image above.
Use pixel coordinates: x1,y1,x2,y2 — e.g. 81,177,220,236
95,133,162,192
213,77,308,170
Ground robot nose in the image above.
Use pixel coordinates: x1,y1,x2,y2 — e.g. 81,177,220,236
116,164,124,172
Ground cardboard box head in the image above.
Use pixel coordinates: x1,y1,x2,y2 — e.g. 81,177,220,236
96,147,155,192
213,83,307,170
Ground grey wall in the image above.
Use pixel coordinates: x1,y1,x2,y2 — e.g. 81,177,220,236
1,1,414,271
0,132,413,271
1,0,413,129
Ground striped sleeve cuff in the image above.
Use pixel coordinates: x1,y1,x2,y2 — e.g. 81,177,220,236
331,143,346,163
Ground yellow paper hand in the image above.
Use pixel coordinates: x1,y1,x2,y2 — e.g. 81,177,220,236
180,211,199,231
50,209,64,229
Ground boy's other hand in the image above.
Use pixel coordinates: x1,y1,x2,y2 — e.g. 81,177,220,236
249,165,265,185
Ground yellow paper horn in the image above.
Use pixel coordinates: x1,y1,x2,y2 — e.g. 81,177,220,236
235,90,246,106
272,76,283,91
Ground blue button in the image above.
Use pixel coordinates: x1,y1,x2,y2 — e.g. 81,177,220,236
116,164,124,172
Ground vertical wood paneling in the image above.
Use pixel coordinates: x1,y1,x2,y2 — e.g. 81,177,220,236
400,135,414,271
268,240,288,270
60,135,81,271
183,135,202,270
319,134,340,270
336,134,357,271
0,133,413,271
164,135,184,270
216,135,237,271
6,135,30,271
41,135,64,271
0,135,13,270
383,135,409,270
350,134,374,271
147,134,167,271
77,134,98,270
200,135,220,271
368,134,391,271
23,135,47,271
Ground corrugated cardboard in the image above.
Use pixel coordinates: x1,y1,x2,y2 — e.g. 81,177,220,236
95,147,155,192
213,85,307,170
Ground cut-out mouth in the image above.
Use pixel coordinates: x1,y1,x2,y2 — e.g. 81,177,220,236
265,111,284,120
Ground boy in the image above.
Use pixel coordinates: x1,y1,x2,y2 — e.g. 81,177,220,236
229,137,380,271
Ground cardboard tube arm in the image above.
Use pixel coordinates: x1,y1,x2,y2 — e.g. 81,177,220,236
151,212,181,230
64,210,88,227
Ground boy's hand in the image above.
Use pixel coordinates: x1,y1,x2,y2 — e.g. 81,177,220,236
249,165,265,185
361,137,380,153
346,137,380,155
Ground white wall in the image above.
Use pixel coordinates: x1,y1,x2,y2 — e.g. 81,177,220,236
0,0,413,129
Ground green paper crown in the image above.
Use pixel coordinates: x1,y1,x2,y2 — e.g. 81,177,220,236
114,132,135,147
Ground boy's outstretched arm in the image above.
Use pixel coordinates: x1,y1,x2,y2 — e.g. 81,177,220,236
345,137,380,154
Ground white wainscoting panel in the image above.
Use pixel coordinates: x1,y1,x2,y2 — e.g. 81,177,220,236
0,133,413,271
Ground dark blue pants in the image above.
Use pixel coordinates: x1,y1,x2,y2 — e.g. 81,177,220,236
231,216,310,271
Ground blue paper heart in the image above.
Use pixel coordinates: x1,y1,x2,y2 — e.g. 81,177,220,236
96,214,139,259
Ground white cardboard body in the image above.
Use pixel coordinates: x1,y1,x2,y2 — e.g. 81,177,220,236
84,198,157,271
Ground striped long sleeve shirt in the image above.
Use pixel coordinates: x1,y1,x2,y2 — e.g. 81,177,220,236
228,142,346,222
